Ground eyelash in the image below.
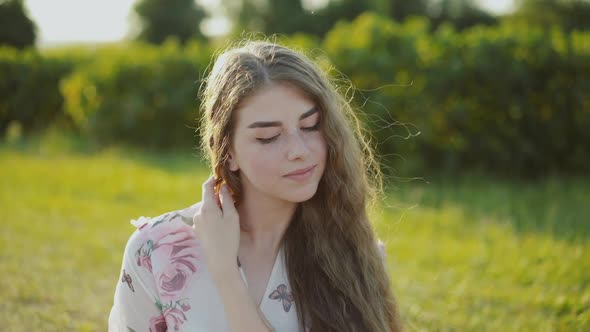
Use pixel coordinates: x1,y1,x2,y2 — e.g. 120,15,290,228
256,122,320,144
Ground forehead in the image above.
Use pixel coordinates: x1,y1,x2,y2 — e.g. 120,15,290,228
234,83,315,124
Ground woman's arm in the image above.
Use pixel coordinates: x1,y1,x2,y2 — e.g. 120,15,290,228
211,267,274,332
193,177,273,331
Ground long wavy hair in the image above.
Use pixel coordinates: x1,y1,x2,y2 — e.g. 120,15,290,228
199,39,402,332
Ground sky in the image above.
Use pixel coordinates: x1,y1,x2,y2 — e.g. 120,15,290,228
25,0,516,47
26,0,230,46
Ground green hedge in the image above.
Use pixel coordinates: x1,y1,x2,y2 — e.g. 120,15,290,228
60,39,212,149
0,16,588,174
323,13,590,175
0,47,72,134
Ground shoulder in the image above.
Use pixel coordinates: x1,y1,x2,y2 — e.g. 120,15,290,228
122,202,203,261
130,201,202,231
117,202,209,330
122,201,204,281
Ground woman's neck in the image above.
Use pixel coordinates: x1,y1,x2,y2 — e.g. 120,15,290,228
237,193,296,255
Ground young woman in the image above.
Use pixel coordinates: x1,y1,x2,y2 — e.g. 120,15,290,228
108,40,402,332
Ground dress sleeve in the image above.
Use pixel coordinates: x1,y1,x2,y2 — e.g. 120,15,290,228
108,224,168,332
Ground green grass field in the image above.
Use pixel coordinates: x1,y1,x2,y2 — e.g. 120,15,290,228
1,136,588,331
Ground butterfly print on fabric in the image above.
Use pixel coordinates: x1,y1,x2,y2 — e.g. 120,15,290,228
121,269,134,292
268,284,294,312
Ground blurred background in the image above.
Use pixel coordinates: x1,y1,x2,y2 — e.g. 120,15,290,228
0,0,588,331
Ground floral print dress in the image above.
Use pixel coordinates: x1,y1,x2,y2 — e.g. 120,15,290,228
108,202,303,332
108,202,387,332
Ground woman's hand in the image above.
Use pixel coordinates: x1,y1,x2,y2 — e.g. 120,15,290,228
192,177,273,331
192,176,240,279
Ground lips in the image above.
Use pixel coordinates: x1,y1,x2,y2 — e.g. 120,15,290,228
284,165,316,177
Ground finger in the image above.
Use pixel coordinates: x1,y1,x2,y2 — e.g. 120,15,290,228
201,176,218,211
220,184,237,216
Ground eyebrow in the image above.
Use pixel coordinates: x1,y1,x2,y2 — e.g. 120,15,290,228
247,106,319,129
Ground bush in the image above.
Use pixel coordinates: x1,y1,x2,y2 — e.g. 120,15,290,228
0,47,73,134
60,39,212,149
1,19,588,175
323,13,590,176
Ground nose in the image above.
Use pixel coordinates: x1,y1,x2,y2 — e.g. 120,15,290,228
286,131,310,161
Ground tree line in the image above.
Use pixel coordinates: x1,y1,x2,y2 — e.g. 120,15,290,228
1,0,589,49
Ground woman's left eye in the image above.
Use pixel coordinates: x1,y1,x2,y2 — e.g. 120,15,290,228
255,122,320,144
302,122,320,132
256,135,279,144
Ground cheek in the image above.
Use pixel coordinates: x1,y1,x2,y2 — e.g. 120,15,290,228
251,154,276,173
240,145,283,179
309,133,327,161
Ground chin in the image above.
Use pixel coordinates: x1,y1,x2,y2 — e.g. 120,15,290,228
281,183,320,203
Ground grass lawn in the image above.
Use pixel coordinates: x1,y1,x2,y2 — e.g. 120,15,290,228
1,138,588,331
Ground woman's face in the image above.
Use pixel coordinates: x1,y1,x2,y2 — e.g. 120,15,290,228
228,82,327,205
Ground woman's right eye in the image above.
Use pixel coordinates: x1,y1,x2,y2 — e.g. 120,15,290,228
256,135,279,144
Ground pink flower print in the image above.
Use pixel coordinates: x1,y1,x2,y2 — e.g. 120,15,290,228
159,265,190,298
148,314,168,332
154,299,191,332
150,221,200,304
269,284,294,312
135,240,154,273
179,301,191,311
163,306,188,331
138,253,153,272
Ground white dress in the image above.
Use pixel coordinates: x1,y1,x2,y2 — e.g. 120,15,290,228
108,202,304,332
